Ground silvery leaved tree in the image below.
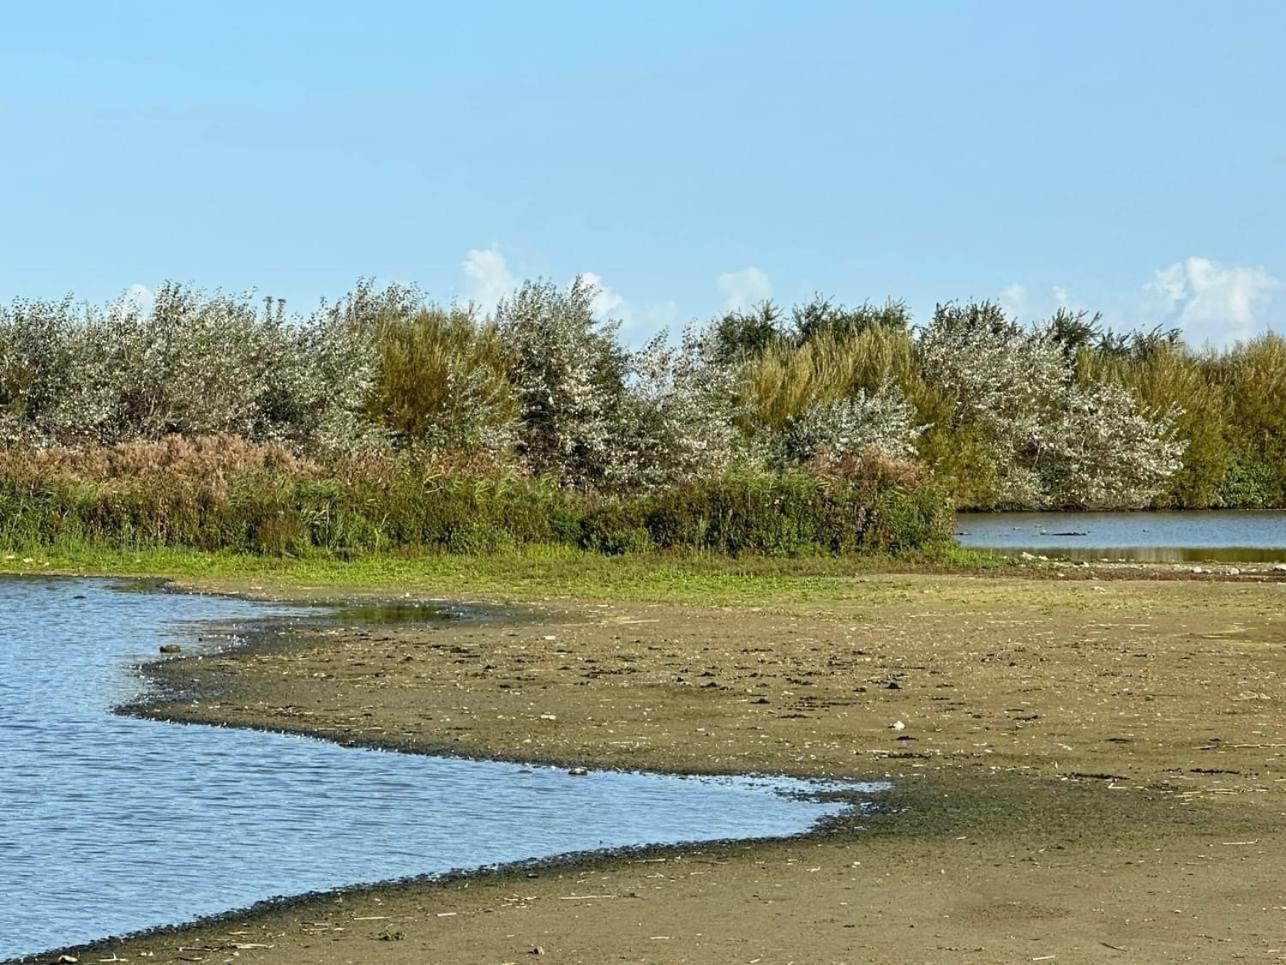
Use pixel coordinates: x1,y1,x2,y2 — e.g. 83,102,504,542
616,328,747,488
920,301,1184,508
495,278,631,489
0,296,81,444
0,282,379,452
779,386,922,464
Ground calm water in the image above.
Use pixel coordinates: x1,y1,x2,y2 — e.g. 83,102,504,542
956,510,1286,562
0,579,879,961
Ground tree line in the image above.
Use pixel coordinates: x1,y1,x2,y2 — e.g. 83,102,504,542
1,278,1282,512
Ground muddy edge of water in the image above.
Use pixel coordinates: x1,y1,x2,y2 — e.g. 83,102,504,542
17,571,1286,964
7,586,881,964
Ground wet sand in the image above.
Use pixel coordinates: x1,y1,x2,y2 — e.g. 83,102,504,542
41,574,1286,964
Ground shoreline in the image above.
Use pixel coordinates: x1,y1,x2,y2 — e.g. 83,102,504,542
8,580,893,965
10,566,1286,963
12,586,899,965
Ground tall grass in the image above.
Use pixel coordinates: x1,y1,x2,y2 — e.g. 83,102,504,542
741,327,919,429
0,437,951,557
367,306,515,450
1077,334,1286,507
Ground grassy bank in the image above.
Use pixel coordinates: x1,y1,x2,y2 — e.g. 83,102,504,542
0,540,1012,605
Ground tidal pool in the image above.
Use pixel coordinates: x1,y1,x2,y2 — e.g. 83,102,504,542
0,578,880,961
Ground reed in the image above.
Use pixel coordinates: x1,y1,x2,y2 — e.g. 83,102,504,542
0,438,950,556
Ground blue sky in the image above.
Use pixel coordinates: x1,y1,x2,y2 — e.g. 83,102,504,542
2,1,1283,346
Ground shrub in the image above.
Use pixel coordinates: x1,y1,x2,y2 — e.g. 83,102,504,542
708,303,788,364
779,387,921,464
0,443,953,558
577,502,654,555
639,473,920,556
792,295,910,344
496,278,631,489
367,306,516,451
1218,457,1274,509
919,302,1185,509
615,329,745,489
2,279,1281,515
0,283,374,451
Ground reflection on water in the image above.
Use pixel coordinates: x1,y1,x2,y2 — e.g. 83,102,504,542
0,579,882,961
956,510,1286,562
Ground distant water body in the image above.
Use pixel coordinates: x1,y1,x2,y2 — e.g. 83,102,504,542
956,510,1286,562
0,579,881,961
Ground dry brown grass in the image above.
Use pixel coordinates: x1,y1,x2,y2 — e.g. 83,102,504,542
0,435,316,484
804,445,931,489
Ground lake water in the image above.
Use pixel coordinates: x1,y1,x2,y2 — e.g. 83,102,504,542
956,510,1286,562
0,579,880,961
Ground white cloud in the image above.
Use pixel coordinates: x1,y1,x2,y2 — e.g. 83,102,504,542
125,283,153,311
1141,262,1187,315
574,272,681,345
716,266,773,311
1140,256,1282,347
460,246,517,315
576,271,625,320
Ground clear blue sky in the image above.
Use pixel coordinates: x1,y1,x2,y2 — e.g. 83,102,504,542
2,1,1283,345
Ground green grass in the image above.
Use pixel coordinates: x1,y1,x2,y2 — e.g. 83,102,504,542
0,541,1015,606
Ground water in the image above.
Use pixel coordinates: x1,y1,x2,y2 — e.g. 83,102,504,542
956,510,1286,562
332,602,460,623
0,579,880,961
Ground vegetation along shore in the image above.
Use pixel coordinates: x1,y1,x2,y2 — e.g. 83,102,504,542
3,280,1284,963
1,280,1283,567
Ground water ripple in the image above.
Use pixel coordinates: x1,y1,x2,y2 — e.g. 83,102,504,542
0,578,882,960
